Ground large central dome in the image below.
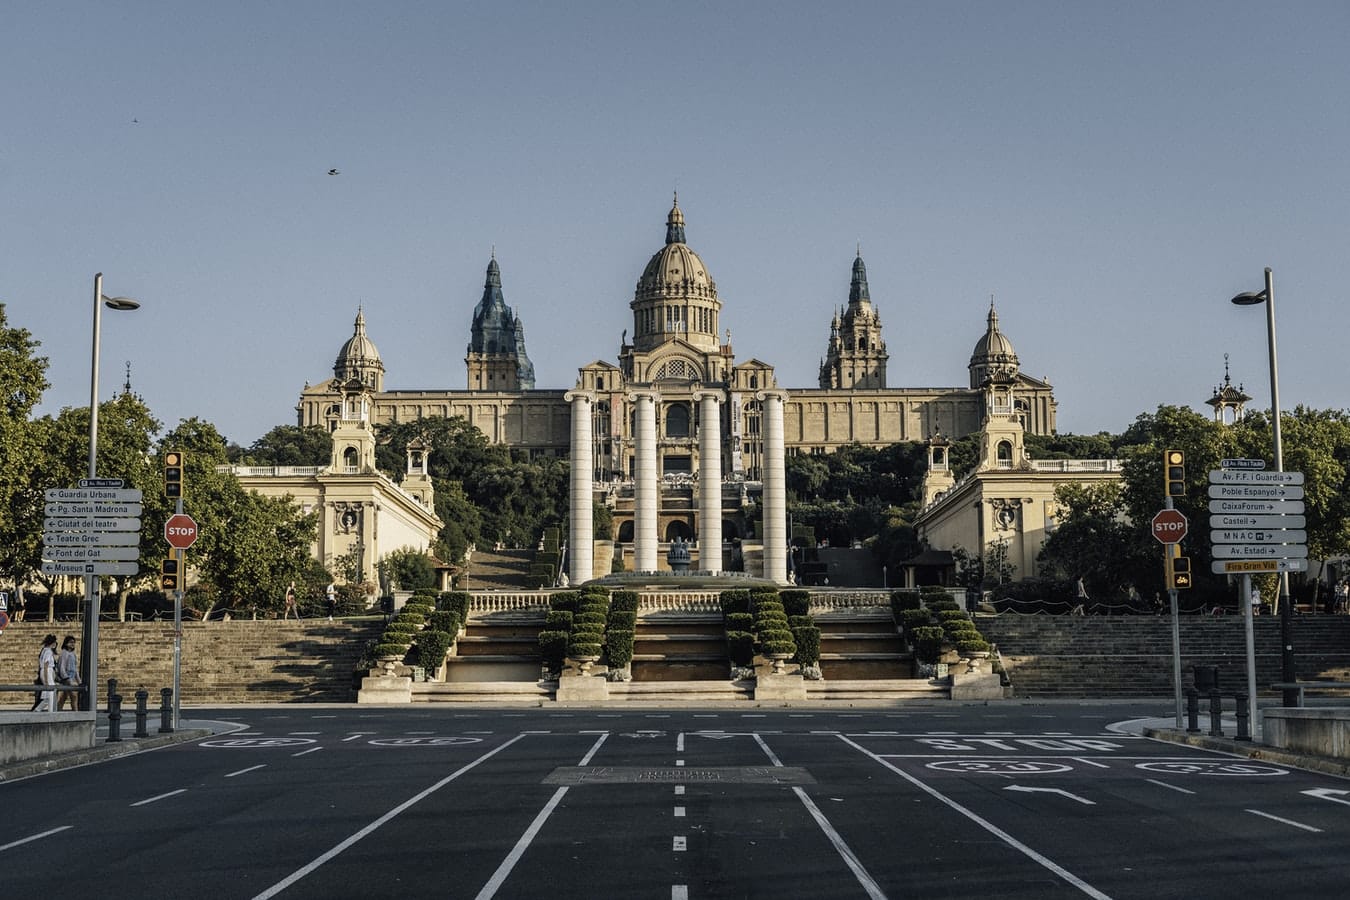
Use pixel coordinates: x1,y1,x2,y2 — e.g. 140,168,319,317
630,196,722,354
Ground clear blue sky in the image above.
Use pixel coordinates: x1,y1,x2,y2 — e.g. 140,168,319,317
4,2,1347,449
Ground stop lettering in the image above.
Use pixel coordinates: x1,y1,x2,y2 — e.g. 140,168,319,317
165,513,199,549
1151,509,1188,544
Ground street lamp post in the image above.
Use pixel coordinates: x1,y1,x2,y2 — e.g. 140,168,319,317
1231,267,1297,707
83,273,140,712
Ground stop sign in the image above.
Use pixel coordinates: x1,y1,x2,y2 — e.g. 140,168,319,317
165,513,199,549
1151,509,1188,544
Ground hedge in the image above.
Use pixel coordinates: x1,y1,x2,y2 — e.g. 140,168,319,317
438,591,471,620
720,590,752,615
898,608,933,632
726,631,755,666
725,612,754,632
413,630,453,672
605,629,635,668
550,592,580,612
545,610,574,630
610,590,639,613
538,631,568,673
912,626,946,664
780,590,811,618
792,626,821,666
607,610,637,630
427,611,461,634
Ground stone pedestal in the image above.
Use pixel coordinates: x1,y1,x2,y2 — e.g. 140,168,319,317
357,673,412,704
556,660,611,702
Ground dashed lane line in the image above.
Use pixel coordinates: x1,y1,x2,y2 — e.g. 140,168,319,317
1145,779,1195,795
131,789,188,807
0,826,72,851
225,765,267,778
1246,809,1322,833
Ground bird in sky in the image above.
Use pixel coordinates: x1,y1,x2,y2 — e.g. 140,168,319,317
328,168,339,176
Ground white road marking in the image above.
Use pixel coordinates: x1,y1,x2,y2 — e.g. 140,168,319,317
676,732,685,752
1246,809,1322,832
476,787,570,899
839,734,1112,900
251,734,529,900
0,826,72,851
292,747,322,757
341,734,368,742
1302,788,1350,807
673,836,687,851
1145,779,1195,795
1073,757,1111,769
577,733,609,766
1005,785,1095,805
673,885,688,899
132,789,188,807
754,735,887,900
676,759,684,766
674,786,685,795
674,806,686,817
289,731,321,735
225,765,267,778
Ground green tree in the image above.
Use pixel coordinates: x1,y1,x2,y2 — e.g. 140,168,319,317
1036,482,1155,602
0,305,50,596
241,424,333,467
379,546,437,591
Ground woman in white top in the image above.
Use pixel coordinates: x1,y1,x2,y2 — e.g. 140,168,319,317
35,634,58,712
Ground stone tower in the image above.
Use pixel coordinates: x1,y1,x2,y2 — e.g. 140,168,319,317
466,255,536,391
819,251,888,389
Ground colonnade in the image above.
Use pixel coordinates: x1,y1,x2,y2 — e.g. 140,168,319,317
565,387,787,585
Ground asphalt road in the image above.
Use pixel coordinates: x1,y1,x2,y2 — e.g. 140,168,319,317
3,705,1347,899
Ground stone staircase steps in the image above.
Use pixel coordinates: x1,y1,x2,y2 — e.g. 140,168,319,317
462,549,535,591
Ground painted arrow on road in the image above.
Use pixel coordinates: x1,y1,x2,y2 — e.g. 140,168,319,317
1301,788,1350,807
1004,785,1095,805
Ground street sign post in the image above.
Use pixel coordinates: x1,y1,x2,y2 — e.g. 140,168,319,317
1211,559,1309,575
1151,509,1188,544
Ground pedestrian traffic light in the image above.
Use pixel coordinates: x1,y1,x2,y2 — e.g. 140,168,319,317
1170,556,1192,590
1164,449,1185,497
164,451,184,499
160,557,180,591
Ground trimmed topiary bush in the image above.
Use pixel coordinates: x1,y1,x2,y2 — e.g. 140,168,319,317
539,630,568,673
550,591,580,612
720,590,752,615
957,637,990,655
413,630,453,672
608,610,636,630
604,629,635,668
899,608,934,632
725,612,753,632
726,631,755,666
936,609,970,623
568,635,603,658
428,610,460,634
545,610,574,630
792,626,821,666
890,590,921,614
438,591,471,620
912,626,946,664
373,641,411,659
780,589,811,618
610,590,639,613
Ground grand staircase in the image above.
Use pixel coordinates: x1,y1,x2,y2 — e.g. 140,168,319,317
461,549,535,590
979,613,1350,698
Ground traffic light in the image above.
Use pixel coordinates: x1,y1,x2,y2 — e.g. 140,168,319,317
164,451,184,499
160,557,181,591
1170,556,1192,590
1164,449,1185,497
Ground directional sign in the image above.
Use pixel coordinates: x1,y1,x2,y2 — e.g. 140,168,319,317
1151,509,1188,544
1220,458,1266,470
1207,484,1304,501
79,477,125,488
43,517,141,532
44,487,143,503
1213,530,1308,545
1212,559,1309,575
1212,544,1309,559
45,501,143,517
1209,514,1306,530
42,545,140,562
1209,498,1305,515
41,560,140,576
1208,470,1304,486
43,531,141,546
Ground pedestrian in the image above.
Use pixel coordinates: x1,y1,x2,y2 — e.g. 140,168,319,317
1073,577,1089,615
33,634,58,712
325,582,337,621
284,581,300,620
1251,586,1262,616
1336,580,1349,615
56,635,81,711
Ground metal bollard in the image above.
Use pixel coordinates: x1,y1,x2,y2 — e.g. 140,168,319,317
107,693,123,743
1235,693,1252,742
159,687,174,734
1186,689,1201,734
134,689,150,738
1208,689,1224,737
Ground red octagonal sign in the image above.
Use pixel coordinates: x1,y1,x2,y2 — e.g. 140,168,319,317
1151,509,1188,544
165,513,199,549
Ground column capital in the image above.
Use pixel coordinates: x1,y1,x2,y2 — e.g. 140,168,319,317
628,388,661,404
754,388,790,404
692,388,724,404
564,389,596,404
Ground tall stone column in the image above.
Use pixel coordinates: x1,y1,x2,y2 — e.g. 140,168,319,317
694,389,723,574
631,390,659,572
564,391,594,585
757,390,789,584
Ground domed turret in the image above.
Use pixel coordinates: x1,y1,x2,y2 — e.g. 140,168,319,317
969,300,1020,388
334,307,384,390
630,194,722,354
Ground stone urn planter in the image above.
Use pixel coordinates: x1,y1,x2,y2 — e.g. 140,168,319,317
574,654,602,674
768,652,793,675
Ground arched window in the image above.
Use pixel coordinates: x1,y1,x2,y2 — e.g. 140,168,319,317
666,404,690,437
996,441,1013,467
343,446,359,469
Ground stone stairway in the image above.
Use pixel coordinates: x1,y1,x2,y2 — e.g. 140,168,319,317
0,620,380,706
978,613,1350,698
462,549,535,591
815,610,912,680
632,614,729,681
